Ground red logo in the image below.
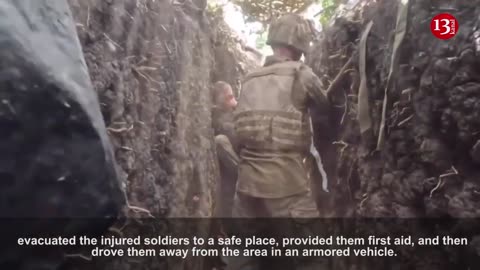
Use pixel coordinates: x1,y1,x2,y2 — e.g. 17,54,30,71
430,13,458,40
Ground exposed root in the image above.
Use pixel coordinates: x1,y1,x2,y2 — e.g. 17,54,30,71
64,253,93,261
346,160,357,200
133,68,150,83
329,53,341,59
388,106,399,128
429,178,444,198
124,9,135,21
108,226,125,238
401,87,414,101
399,107,409,116
103,33,123,50
127,205,154,218
359,194,369,208
126,198,155,218
429,166,459,198
333,141,349,152
445,166,458,176
2,99,16,114
164,41,172,54
134,66,158,71
333,141,350,160
397,114,413,127
340,92,348,125
343,68,355,75
136,120,146,126
86,4,90,28
326,55,354,98
107,124,134,134
132,66,164,86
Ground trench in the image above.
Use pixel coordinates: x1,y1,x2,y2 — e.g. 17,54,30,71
2,0,480,269
53,0,480,269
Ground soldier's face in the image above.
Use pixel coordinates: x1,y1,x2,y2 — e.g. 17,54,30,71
221,87,237,110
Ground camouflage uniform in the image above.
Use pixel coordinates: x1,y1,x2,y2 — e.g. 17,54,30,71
212,107,239,218
208,107,239,270
226,14,331,270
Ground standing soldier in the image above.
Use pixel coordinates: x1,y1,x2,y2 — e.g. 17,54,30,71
227,13,332,270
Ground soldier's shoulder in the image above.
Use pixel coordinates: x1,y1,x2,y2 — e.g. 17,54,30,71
298,63,320,83
242,65,265,80
245,61,302,76
298,63,317,76
244,65,265,76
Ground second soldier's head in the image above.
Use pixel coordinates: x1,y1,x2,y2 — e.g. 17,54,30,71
266,13,314,61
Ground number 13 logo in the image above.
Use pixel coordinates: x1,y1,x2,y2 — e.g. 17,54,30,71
431,13,458,40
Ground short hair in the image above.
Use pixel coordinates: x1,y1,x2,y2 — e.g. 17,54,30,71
212,81,232,104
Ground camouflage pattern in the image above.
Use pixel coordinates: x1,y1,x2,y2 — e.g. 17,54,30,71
214,134,239,218
234,61,312,152
266,13,314,54
225,192,327,270
226,53,329,270
211,104,239,219
233,55,329,199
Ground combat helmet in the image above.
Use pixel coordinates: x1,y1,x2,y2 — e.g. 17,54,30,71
266,13,313,54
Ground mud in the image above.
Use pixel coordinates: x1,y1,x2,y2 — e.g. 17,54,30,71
14,0,480,268
64,0,257,269
309,0,480,268
210,9,260,96
69,0,215,221
0,1,123,268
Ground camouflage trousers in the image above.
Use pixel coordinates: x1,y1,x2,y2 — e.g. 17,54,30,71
224,191,327,270
214,135,326,270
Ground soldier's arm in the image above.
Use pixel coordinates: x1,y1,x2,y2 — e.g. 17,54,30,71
299,65,337,184
221,122,237,145
298,65,329,108
297,65,331,130
215,117,240,154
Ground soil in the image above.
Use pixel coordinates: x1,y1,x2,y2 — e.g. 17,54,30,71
12,0,480,268
0,1,124,268
308,0,480,268
65,0,258,269
309,0,480,217
209,8,260,96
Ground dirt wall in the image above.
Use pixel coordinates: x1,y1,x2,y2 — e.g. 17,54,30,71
311,0,480,219
64,0,256,269
309,0,480,268
209,9,260,96
69,0,243,219
69,0,217,220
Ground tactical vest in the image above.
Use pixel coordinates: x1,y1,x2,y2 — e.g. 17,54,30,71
234,61,312,152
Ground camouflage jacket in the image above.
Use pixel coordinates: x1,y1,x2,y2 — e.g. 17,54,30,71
234,55,329,198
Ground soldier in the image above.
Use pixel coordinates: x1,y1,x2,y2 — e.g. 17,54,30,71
211,81,239,218
226,13,333,270
212,81,237,146
209,81,239,270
